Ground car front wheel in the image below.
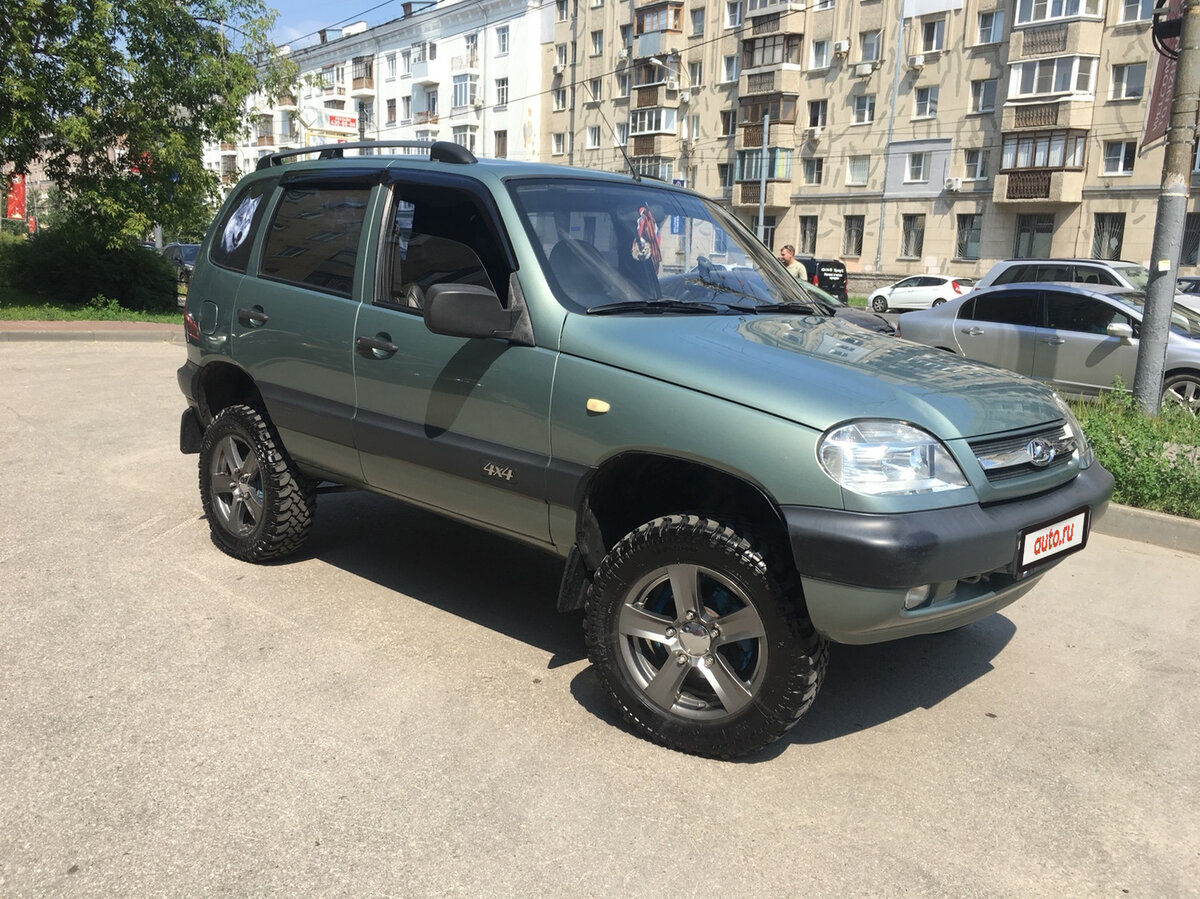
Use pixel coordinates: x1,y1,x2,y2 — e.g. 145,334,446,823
584,515,827,759
198,404,316,561
871,295,888,312
1162,373,1200,415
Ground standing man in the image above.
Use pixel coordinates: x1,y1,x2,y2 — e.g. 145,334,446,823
780,245,806,280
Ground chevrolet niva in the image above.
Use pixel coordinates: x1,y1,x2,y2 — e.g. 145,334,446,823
178,142,1113,758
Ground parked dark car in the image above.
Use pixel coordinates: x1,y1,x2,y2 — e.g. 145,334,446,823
163,243,200,286
794,256,849,301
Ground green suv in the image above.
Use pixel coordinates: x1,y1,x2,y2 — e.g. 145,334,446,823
178,142,1113,758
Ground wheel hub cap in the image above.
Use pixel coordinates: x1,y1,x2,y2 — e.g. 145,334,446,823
677,620,711,656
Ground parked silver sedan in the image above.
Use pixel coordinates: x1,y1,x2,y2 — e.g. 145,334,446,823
895,283,1200,413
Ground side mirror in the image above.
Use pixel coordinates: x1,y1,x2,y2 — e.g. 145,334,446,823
424,284,519,341
1107,322,1134,342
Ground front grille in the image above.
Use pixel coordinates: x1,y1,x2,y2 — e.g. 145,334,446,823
970,421,1077,482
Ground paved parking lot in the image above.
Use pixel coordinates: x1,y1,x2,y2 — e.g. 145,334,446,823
2,339,1198,897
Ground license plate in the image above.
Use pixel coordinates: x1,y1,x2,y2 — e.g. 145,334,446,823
1018,507,1090,571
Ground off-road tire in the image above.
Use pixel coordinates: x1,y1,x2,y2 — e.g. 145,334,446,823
584,515,828,759
198,404,315,562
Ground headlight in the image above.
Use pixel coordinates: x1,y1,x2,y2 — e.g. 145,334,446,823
818,420,970,496
1052,393,1094,469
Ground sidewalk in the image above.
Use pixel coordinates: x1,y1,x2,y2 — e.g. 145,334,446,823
2,318,1197,556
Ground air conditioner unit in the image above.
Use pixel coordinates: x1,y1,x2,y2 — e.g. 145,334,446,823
907,54,925,70
665,77,679,91
678,90,692,103
553,63,565,76
944,176,962,192
473,99,484,109
617,48,629,60
854,62,875,77
833,40,850,57
805,126,823,141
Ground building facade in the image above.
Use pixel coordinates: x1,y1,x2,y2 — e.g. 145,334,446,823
206,0,1200,287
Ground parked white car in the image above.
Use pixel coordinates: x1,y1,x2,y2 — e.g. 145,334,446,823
868,275,975,312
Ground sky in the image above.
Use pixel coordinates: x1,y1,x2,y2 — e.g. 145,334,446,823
266,0,408,49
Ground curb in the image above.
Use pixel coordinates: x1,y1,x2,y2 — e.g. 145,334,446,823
1093,503,1200,557
0,321,183,344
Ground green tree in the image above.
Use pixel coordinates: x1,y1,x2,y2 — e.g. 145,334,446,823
1,0,295,245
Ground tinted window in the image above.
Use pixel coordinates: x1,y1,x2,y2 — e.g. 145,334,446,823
210,179,275,273
969,290,1040,326
1036,264,1072,282
1044,292,1131,333
259,185,371,297
993,264,1035,284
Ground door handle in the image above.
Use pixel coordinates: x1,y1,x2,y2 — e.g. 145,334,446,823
960,326,984,336
356,334,399,358
237,307,269,327
1042,337,1066,346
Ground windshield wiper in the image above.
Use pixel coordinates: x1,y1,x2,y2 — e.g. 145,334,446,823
587,299,731,316
752,301,830,315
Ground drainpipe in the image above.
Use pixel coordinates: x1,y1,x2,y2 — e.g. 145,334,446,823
873,4,906,273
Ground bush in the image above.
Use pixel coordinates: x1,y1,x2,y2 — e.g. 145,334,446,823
1071,390,1200,520
4,219,176,313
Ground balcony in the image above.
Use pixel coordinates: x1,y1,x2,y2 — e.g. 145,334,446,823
993,168,1085,205
452,52,479,72
255,133,277,148
276,93,298,109
745,0,808,18
1010,19,1104,58
1002,99,1094,131
410,58,437,85
350,76,375,99
414,110,439,125
735,180,792,209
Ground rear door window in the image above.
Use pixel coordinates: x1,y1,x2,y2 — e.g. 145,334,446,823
258,184,372,297
969,290,1041,326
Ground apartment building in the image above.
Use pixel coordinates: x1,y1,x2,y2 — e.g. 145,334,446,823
206,0,1200,284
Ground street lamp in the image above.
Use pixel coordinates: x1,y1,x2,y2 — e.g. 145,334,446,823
648,56,690,95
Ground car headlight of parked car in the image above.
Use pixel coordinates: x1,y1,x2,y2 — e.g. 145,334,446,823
1052,393,1095,469
818,420,970,496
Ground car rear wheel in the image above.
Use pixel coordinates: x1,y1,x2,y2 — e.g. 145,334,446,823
932,298,947,307
584,515,827,759
870,295,888,313
1162,373,1200,415
199,404,316,561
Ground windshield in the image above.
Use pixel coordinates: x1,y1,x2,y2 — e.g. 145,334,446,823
180,244,200,264
1115,264,1150,290
1110,291,1200,339
508,177,818,315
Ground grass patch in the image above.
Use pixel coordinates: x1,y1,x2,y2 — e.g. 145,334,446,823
1070,390,1200,520
0,285,180,324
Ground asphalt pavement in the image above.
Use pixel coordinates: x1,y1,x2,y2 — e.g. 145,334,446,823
1,332,1198,897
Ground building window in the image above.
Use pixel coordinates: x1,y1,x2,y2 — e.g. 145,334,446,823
977,10,1005,43
972,79,997,113
453,74,479,108
726,1,743,28
637,3,685,34
556,44,568,67
630,107,678,135
556,0,568,20
386,53,397,80
452,125,477,153
956,214,982,259
587,125,601,149
813,0,833,9
720,109,736,135
853,95,875,124
1014,213,1055,256
811,39,830,69
688,61,703,87
743,35,801,68
1112,63,1146,100
495,77,508,107
1093,213,1126,259
844,215,865,256
620,24,633,46
735,147,793,180
553,88,567,111
803,158,824,184
591,30,604,55
1001,130,1086,170
799,215,818,254
717,163,733,187
922,18,945,52
582,77,599,101
1010,56,1096,98
1102,141,1136,175
691,7,705,34
901,214,925,257
401,50,412,75
1016,0,1101,24
1121,0,1154,21
722,56,739,82
847,155,869,185
808,99,828,128
615,122,629,145
401,95,412,121
386,98,397,125
494,129,507,158
915,87,938,118
964,148,990,180
860,30,881,62
496,26,509,54
1182,213,1200,265
617,73,631,97
552,132,566,155
907,152,930,182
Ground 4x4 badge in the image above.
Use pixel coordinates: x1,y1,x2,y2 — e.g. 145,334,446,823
483,462,515,481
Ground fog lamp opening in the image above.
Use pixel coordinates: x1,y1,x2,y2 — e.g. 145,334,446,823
903,585,933,610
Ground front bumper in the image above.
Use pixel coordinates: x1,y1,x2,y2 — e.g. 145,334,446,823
782,463,1113,643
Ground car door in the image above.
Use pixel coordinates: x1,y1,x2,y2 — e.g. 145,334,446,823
1033,289,1138,397
889,277,925,308
953,288,1041,377
351,175,556,544
228,170,377,483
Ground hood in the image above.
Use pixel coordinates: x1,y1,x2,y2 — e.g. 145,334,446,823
559,313,1064,439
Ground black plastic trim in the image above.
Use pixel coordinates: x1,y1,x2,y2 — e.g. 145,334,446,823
260,384,357,449
782,464,1114,589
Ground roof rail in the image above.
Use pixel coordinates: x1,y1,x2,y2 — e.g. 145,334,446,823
256,140,477,170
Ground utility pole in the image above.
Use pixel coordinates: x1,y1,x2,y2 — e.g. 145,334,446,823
757,114,769,242
1133,0,1199,415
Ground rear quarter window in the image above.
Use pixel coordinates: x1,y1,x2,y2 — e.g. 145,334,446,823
210,179,276,273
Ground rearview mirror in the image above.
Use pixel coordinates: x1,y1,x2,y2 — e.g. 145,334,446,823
1107,322,1134,342
424,284,520,341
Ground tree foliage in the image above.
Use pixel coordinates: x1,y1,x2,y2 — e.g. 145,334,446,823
1,0,295,245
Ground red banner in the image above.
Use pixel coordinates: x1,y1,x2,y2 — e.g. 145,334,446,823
1143,0,1181,147
5,174,25,219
